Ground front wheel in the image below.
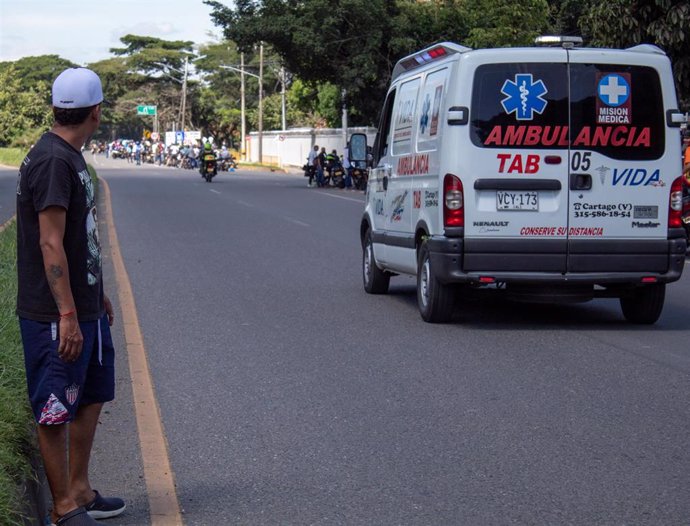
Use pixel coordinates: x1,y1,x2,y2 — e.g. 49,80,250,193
362,229,390,294
417,242,455,323
619,283,666,324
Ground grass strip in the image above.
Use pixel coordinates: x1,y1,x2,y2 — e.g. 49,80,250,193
0,220,34,526
0,148,25,168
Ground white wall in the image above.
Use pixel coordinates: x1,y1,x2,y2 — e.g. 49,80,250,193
245,127,377,167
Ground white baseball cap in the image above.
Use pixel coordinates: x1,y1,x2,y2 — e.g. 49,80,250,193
52,68,104,109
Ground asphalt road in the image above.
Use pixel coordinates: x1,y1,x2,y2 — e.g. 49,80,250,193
13,155,690,524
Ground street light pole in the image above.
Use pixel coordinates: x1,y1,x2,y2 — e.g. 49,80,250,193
180,56,189,133
258,42,264,164
241,52,246,160
281,65,287,132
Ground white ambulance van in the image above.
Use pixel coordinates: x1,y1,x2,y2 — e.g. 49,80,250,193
352,37,687,323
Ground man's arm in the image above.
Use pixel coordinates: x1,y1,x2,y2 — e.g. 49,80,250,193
38,206,83,362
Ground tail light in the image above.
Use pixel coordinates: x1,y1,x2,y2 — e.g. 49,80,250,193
443,173,464,227
669,176,683,228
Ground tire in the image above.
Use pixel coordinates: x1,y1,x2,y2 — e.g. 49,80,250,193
619,283,666,324
417,242,455,323
363,229,390,294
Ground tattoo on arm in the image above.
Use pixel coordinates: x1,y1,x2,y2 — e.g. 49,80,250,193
49,264,63,280
47,264,64,310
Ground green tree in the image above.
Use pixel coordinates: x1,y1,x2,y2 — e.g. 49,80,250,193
0,55,76,92
205,0,551,125
581,0,690,110
463,0,550,49
0,65,52,147
206,0,400,124
110,34,194,73
104,35,200,138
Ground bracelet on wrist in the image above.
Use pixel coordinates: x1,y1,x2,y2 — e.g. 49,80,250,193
59,310,76,319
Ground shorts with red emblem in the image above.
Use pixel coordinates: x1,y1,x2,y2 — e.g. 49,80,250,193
19,313,115,425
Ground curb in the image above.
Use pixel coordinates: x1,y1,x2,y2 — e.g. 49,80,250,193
0,215,15,234
20,444,50,526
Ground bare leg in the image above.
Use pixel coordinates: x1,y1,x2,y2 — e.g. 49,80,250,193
37,424,78,523
68,402,103,506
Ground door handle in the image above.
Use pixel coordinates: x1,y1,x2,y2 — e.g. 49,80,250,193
570,173,592,191
383,175,389,191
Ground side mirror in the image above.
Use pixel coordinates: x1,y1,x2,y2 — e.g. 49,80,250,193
349,133,367,162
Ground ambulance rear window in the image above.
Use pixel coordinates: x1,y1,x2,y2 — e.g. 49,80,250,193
471,63,569,150
569,64,664,160
470,63,665,160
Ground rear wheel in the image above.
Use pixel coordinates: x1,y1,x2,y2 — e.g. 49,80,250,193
363,229,390,294
417,242,455,323
619,283,666,324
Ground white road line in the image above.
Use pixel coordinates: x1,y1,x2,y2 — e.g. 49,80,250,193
237,200,256,208
318,191,364,203
209,189,221,194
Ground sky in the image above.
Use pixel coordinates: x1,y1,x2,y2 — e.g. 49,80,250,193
0,0,224,65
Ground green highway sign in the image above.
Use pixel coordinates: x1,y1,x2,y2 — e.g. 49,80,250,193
137,105,157,116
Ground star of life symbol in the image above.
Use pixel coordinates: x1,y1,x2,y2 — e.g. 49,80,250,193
598,74,629,107
501,74,548,120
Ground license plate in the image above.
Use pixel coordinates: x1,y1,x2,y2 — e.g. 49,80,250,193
496,191,538,211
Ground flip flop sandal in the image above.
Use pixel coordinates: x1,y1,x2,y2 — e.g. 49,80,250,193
53,507,100,525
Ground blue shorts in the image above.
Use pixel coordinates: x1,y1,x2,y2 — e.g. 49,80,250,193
19,314,115,425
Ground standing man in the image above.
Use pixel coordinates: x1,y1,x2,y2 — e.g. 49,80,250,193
16,68,125,525
307,144,318,187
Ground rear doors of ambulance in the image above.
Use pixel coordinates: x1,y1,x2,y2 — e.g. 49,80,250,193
466,49,571,272
566,49,670,273
464,48,670,273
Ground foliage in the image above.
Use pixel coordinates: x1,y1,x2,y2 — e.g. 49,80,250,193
110,34,195,73
0,220,34,525
548,0,592,37
205,0,552,124
205,0,399,123
581,0,690,111
0,65,52,147
0,55,75,93
2,1,689,137
464,0,550,49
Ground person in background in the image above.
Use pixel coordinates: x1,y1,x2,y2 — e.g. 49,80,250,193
200,141,217,176
316,146,327,187
342,142,353,189
16,68,125,526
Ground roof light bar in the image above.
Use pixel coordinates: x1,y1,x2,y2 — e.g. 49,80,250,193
534,35,583,48
403,46,449,71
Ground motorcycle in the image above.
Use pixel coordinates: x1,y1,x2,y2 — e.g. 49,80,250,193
219,156,237,171
201,154,217,182
351,163,368,191
330,162,345,188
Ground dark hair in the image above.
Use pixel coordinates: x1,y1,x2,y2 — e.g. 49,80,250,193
53,105,96,126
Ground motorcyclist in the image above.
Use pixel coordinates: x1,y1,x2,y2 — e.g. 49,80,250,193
200,142,217,177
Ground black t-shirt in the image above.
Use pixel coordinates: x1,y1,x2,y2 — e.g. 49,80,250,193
16,132,104,322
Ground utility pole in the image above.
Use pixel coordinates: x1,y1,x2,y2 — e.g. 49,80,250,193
258,42,264,164
180,56,189,134
281,65,287,131
341,88,348,152
240,52,246,160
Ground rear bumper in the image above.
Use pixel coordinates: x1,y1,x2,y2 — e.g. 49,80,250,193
428,233,687,286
